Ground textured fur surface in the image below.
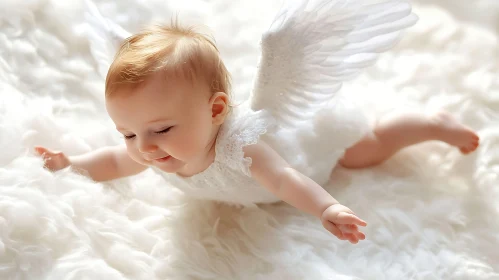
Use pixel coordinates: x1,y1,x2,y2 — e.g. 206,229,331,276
0,0,498,279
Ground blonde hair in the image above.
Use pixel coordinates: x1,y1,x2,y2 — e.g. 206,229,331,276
105,22,231,99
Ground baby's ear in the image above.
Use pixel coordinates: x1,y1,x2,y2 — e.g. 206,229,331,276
210,92,229,125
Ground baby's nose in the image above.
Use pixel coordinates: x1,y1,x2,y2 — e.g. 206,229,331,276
138,140,158,154
140,146,157,154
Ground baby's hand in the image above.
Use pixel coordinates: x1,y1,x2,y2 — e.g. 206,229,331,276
34,146,71,172
321,204,367,244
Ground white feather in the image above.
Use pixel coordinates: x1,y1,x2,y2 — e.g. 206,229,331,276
250,0,418,127
82,0,131,78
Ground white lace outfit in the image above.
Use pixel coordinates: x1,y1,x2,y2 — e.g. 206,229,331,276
152,102,370,206
152,105,278,205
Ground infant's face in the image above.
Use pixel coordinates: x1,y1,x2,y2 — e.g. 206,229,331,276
106,73,216,174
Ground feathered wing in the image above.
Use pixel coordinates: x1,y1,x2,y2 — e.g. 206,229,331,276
82,0,131,78
250,0,418,127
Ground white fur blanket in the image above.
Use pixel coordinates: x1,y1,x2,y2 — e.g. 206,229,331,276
1,0,498,279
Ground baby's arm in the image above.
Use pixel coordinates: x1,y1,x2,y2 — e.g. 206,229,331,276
244,141,367,243
35,145,147,182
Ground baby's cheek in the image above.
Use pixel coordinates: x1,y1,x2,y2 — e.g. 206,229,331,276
173,137,195,156
173,134,199,158
126,146,147,165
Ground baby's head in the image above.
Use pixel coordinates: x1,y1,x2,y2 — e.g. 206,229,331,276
105,23,231,175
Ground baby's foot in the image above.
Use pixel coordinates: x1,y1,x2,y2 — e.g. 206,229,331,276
430,111,480,154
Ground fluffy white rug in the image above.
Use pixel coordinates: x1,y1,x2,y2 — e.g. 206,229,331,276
1,0,498,279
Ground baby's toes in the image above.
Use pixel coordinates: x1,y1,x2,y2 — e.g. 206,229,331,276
460,135,480,154
460,147,470,154
467,139,480,152
471,141,479,151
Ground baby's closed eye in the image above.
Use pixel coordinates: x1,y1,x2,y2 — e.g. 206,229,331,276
156,126,173,134
122,127,173,140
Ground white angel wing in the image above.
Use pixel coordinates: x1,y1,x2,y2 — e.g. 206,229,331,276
250,0,418,127
82,0,131,78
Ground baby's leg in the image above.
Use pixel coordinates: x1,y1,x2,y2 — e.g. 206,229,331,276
339,111,480,169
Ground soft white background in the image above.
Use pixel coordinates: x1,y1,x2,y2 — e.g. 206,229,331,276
0,0,498,279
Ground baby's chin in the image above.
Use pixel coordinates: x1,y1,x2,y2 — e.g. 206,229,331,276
151,157,185,173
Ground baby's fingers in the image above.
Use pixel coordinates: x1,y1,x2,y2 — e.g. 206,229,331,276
34,146,64,159
34,146,59,158
34,146,48,156
343,233,359,244
338,224,366,241
339,224,359,234
322,220,347,241
337,212,367,227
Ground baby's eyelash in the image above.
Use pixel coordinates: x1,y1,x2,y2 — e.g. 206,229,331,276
122,127,172,140
156,127,172,134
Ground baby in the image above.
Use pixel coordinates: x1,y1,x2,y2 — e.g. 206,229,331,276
35,24,479,244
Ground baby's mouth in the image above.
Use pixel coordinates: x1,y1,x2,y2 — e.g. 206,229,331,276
154,156,171,163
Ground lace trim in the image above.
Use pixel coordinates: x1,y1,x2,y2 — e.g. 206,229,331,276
216,109,274,177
